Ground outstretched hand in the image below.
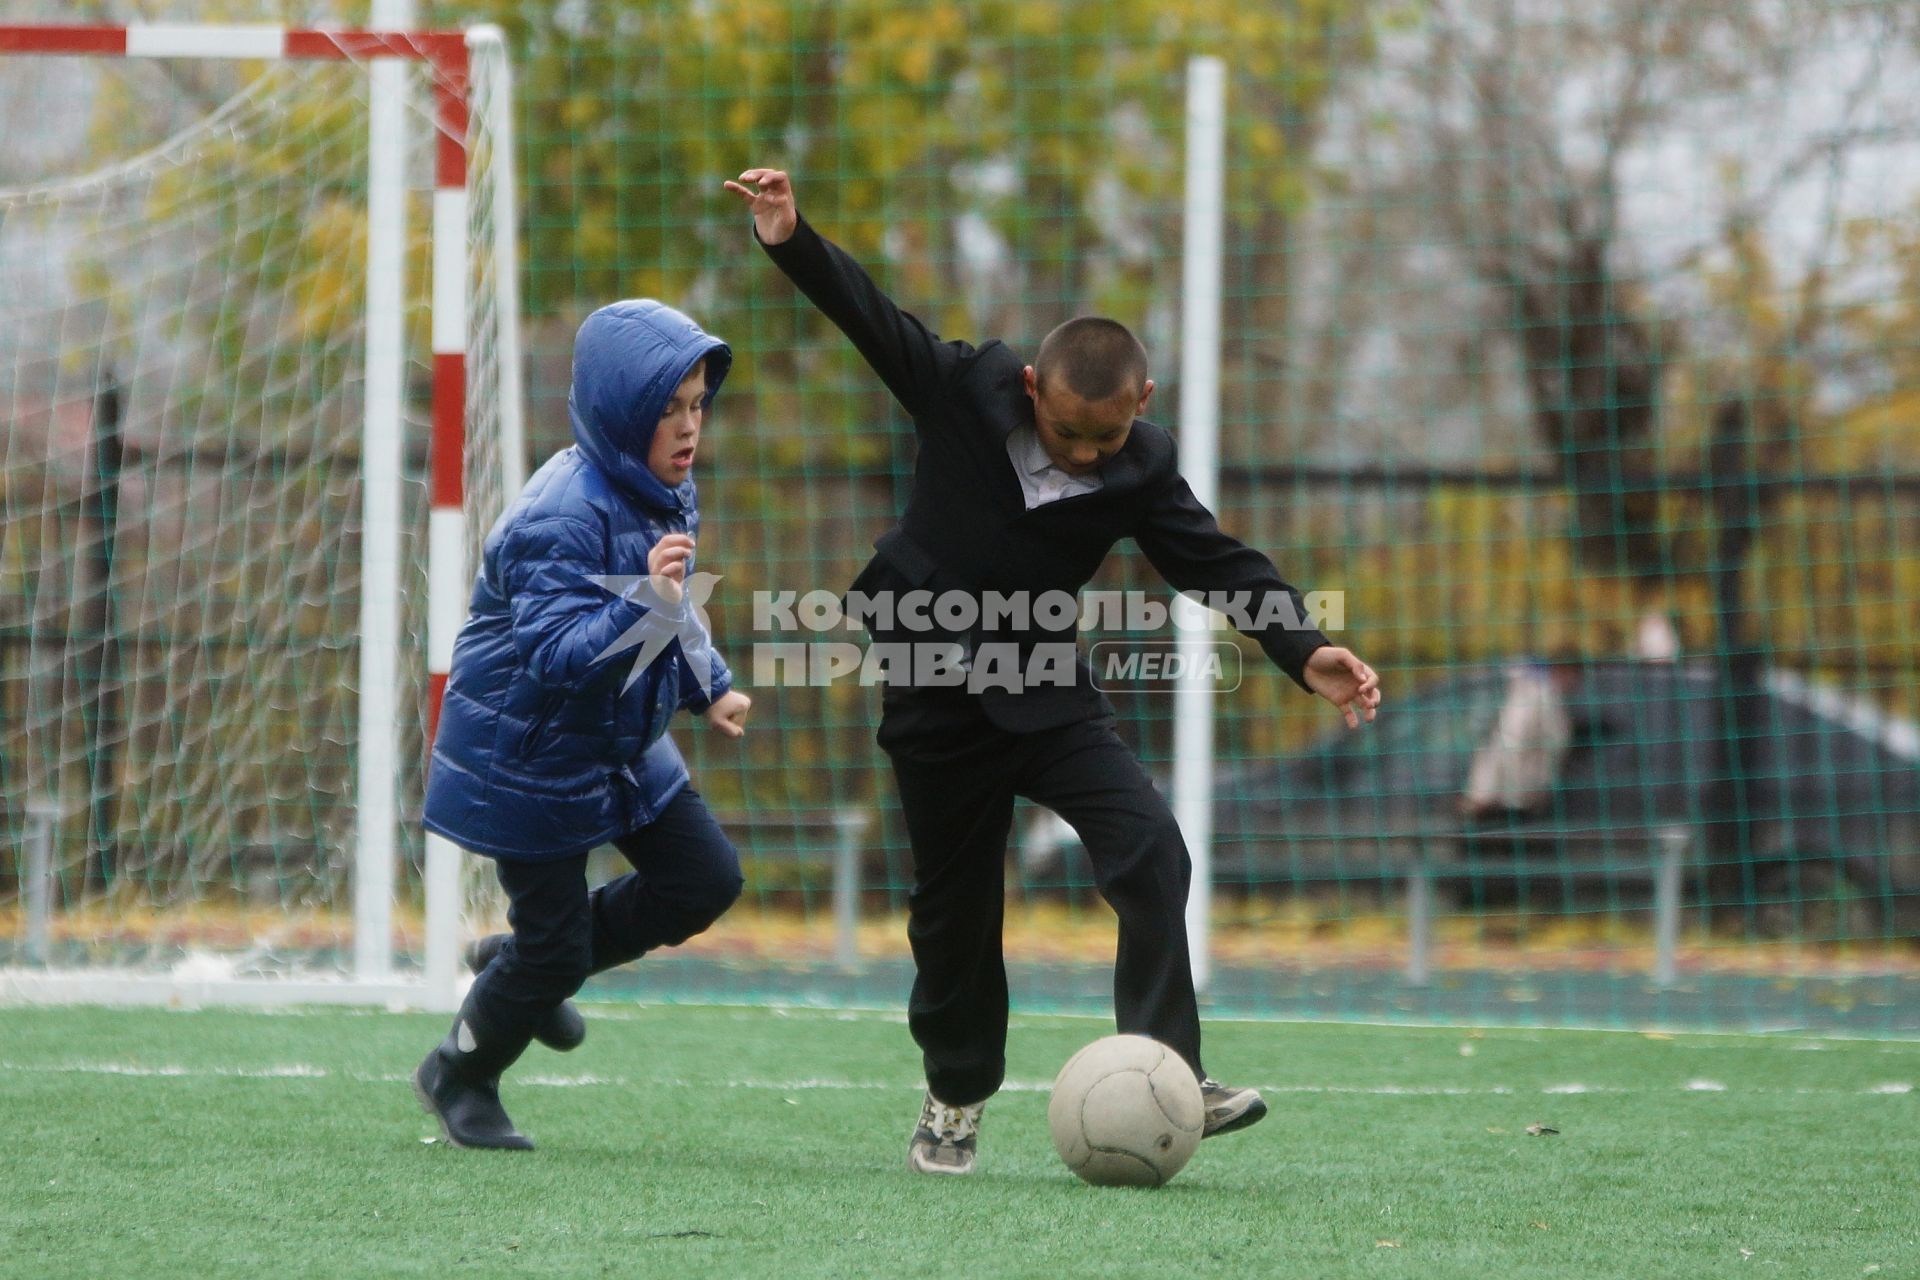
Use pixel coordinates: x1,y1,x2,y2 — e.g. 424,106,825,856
1304,647,1381,730
722,168,798,246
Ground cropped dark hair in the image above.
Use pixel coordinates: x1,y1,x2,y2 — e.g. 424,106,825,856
1034,317,1148,402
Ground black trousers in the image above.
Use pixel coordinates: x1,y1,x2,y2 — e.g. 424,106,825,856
467,787,744,1045
879,696,1203,1106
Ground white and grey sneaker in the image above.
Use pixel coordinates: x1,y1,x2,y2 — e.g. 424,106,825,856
907,1091,985,1175
1199,1078,1268,1137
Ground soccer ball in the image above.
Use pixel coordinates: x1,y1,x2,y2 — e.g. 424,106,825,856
1047,1034,1204,1187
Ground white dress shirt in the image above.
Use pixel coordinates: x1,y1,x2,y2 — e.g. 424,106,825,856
1006,424,1104,509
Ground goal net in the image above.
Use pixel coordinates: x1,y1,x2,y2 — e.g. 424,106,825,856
0,25,522,1007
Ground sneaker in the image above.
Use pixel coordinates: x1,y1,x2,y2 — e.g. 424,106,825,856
907,1091,984,1175
465,934,587,1053
1199,1077,1268,1138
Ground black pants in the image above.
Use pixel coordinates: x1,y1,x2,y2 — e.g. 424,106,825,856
880,698,1203,1106
467,787,744,1045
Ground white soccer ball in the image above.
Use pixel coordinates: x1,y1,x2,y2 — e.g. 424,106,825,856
1048,1034,1204,1187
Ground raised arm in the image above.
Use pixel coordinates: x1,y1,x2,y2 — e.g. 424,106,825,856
725,167,969,416
499,516,676,691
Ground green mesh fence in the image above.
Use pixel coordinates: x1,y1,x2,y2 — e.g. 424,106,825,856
4,0,1920,1033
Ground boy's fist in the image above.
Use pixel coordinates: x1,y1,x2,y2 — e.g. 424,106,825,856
705,690,751,739
723,169,798,245
647,533,695,606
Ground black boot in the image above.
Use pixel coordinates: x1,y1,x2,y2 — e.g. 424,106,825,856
412,1000,536,1150
465,933,588,1053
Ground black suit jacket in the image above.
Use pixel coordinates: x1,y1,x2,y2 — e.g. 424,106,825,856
760,213,1330,733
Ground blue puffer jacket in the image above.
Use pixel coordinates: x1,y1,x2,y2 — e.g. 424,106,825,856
423,300,733,860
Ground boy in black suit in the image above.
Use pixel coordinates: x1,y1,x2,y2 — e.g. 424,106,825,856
726,168,1381,1176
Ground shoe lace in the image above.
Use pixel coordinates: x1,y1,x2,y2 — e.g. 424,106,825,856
919,1095,983,1143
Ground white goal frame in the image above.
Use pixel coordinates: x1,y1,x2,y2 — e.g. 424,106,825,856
0,21,524,1011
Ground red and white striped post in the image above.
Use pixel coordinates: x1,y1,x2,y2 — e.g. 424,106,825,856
0,23,468,73
0,23,479,1005
427,44,469,748
422,32,472,1007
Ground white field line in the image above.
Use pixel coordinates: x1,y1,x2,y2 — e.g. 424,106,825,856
0,1061,328,1079
93,1004,1920,1051
0,1061,1911,1097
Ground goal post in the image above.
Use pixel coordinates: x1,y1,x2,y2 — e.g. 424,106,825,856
0,23,521,1009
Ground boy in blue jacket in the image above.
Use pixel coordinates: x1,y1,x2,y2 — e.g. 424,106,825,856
413,300,752,1150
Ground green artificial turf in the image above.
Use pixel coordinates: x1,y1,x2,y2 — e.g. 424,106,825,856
0,1003,1915,1278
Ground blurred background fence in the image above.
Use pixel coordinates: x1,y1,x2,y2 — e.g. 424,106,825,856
4,0,1920,1032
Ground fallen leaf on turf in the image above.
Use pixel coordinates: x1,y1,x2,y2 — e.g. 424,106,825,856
1375,1240,1401,1249
1531,1222,1548,1231
1485,1126,1508,1134
1525,1123,1559,1136
1641,1031,1674,1041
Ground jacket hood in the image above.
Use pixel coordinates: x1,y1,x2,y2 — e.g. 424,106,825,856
567,299,732,510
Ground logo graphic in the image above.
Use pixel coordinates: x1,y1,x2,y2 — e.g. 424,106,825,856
1089,640,1243,692
585,571,723,695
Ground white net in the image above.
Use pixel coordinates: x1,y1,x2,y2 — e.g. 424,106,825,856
0,36,515,986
